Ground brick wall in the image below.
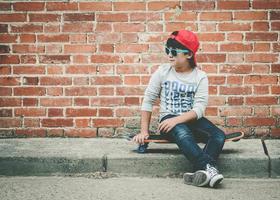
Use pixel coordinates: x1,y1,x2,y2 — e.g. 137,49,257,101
0,1,279,138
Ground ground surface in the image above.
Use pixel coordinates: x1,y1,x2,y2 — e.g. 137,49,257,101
0,175,279,200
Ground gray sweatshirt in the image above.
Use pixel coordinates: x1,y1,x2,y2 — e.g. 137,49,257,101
141,63,208,123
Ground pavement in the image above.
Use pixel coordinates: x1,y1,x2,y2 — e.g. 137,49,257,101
0,138,279,178
0,176,279,200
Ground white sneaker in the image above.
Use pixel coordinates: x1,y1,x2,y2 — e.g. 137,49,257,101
183,170,210,187
205,163,224,188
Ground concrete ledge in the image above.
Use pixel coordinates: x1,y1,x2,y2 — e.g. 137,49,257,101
264,140,280,178
0,138,277,178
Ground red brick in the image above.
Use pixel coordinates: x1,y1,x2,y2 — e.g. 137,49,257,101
270,11,280,20
244,75,278,84
245,32,278,41
39,55,70,64
12,45,45,53
234,11,267,20
16,129,46,137
0,119,21,128
63,23,93,32
220,43,252,52
66,108,97,117
13,66,45,74
20,34,36,43
217,1,249,10
271,86,280,94
42,119,73,127
0,109,12,117
220,107,252,117
219,23,251,31
220,86,252,95
64,45,96,53
244,117,276,126
0,3,11,11
97,13,128,22
0,45,10,53
15,108,46,117
220,64,252,74
0,24,8,33
0,14,26,22
91,55,120,63
115,44,148,53
246,97,278,105
65,87,97,96
182,1,215,10
271,64,280,73
64,13,95,21
14,2,45,11
113,23,145,32
66,65,97,74
198,33,225,41
0,55,19,64
75,119,90,128
252,0,280,9
200,12,232,21
79,2,112,11
92,118,124,128
228,97,244,105
40,77,72,85
0,98,21,107
11,24,43,33
197,54,226,63
64,129,97,138
0,77,20,86
14,87,45,96
245,54,278,63
29,14,61,22
41,98,71,107
38,34,69,42
113,2,145,11
92,76,122,85
46,2,78,11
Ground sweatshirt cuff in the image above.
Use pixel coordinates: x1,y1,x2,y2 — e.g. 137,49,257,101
141,102,153,112
191,107,203,120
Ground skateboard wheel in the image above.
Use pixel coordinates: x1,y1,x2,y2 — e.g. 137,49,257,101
137,143,149,153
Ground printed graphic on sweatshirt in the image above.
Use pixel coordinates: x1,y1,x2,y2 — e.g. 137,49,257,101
163,80,197,114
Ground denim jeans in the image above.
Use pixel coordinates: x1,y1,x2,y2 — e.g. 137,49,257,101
159,114,226,172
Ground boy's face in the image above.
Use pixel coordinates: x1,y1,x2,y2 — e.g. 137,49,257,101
166,46,193,67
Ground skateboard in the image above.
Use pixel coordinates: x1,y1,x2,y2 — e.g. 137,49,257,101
125,131,244,153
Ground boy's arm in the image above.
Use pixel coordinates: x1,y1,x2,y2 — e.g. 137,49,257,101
140,67,162,133
133,68,162,144
140,110,152,134
175,75,209,124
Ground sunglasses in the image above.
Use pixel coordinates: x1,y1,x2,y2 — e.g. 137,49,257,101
165,45,190,57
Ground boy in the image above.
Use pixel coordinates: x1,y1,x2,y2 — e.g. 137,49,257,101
133,30,226,188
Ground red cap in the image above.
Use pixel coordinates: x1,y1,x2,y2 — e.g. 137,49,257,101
169,30,200,66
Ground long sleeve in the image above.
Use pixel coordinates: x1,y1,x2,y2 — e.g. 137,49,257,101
191,75,208,120
140,67,162,112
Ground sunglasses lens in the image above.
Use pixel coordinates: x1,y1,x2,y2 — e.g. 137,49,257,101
171,50,177,57
165,47,177,57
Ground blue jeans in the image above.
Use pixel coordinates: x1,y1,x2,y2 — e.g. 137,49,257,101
159,114,226,172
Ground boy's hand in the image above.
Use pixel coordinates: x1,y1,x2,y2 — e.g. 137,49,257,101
132,132,149,145
158,118,178,133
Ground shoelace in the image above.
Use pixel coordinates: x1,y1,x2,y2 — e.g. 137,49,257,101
206,164,219,177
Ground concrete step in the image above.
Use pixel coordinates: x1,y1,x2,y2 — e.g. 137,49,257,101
0,138,279,178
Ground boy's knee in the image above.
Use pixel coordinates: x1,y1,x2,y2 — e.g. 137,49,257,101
171,124,192,141
215,130,226,144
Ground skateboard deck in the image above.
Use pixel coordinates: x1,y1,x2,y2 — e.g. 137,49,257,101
125,131,244,153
